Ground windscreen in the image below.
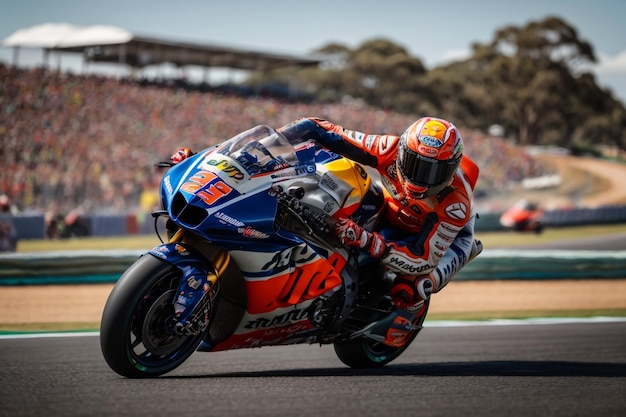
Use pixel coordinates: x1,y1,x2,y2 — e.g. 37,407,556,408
215,125,301,175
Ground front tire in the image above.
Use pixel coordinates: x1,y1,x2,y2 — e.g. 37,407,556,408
100,254,205,378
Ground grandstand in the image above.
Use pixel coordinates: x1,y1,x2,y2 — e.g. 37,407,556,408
2,23,323,97
0,24,577,240
0,63,551,213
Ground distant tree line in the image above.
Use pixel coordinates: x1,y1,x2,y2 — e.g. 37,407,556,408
247,16,626,154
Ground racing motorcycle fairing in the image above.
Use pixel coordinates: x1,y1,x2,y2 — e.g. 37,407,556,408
159,126,397,336
148,242,217,323
160,125,378,245
199,249,359,352
160,126,309,227
228,244,345,314
100,124,427,378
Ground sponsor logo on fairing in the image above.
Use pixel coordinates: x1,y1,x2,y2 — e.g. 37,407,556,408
238,226,270,239
176,294,188,306
261,244,318,270
187,277,201,290
364,332,386,342
270,164,315,179
214,211,245,227
175,244,190,256
244,308,309,329
164,175,173,194
201,158,245,182
149,245,169,259
320,175,339,191
151,250,167,259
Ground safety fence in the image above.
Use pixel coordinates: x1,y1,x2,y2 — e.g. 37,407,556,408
0,250,144,285
2,204,626,243
1,249,625,286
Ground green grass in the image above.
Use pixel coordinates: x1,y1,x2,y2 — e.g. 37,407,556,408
427,309,626,321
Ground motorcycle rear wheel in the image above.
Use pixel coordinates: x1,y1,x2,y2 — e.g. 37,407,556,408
333,306,428,368
100,254,205,378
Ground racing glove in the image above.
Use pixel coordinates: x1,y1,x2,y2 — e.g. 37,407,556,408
170,148,195,164
335,218,387,258
390,275,435,311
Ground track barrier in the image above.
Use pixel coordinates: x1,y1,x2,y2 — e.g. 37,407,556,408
0,249,625,285
2,204,626,243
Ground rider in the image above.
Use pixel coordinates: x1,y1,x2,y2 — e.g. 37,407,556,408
170,116,482,347
278,117,482,345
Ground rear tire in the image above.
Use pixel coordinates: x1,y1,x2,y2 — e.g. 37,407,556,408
333,304,429,368
100,255,205,378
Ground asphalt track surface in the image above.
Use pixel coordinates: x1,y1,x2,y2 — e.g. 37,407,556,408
1,321,625,417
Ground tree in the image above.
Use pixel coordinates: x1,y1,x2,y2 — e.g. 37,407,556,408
570,73,626,152
243,17,626,152
341,39,427,110
469,16,598,145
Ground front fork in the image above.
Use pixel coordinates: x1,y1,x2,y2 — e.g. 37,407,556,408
148,229,231,336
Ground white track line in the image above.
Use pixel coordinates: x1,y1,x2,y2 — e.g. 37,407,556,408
1,316,625,339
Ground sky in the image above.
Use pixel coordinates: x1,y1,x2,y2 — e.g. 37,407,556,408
1,0,625,104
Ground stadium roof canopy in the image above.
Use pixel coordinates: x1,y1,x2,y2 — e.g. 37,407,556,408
2,23,323,71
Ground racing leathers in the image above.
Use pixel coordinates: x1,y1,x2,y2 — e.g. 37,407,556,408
279,117,482,309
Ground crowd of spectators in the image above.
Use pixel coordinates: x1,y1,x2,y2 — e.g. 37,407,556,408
0,63,551,220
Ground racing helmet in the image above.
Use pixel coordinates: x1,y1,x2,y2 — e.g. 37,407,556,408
396,117,463,199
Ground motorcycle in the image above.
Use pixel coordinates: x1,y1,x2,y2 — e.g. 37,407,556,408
100,124,430,378
499,198,544,234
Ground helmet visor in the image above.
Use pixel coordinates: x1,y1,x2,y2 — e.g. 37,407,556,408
397,141,458,189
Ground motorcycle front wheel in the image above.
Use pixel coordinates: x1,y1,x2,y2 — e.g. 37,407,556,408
100,254,205,378
333,304,429,368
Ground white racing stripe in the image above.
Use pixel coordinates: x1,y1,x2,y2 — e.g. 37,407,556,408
0,331,100,339
1,316,625,339
425,316,626,327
